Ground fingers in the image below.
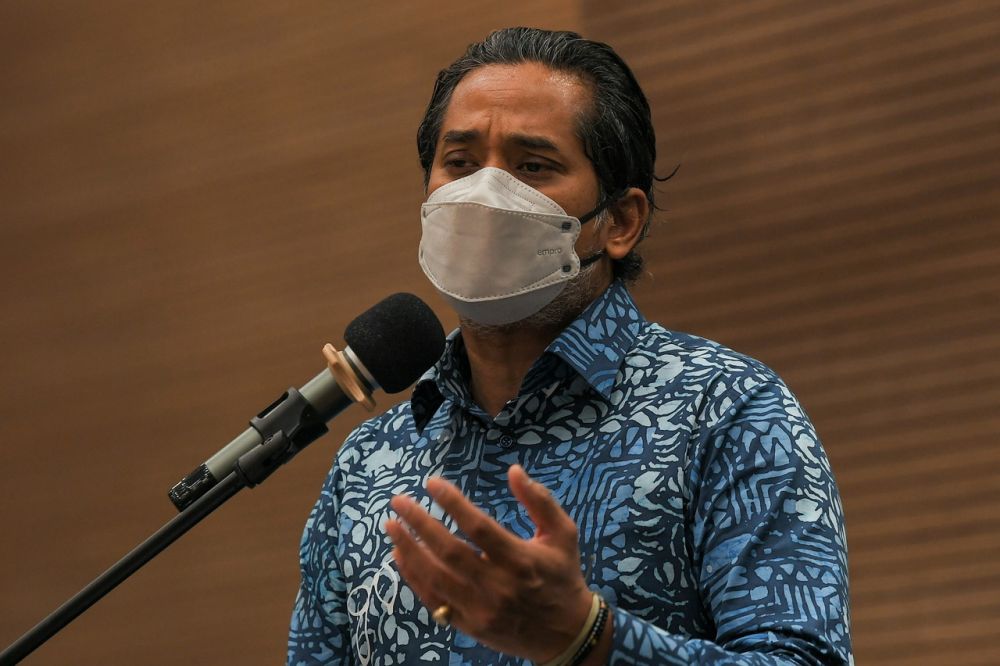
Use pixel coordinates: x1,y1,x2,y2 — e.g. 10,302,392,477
508,465,577,547
384,517,461,614
385,520,446,609
424,477,523,565
386,472,588,658
390,494,483,570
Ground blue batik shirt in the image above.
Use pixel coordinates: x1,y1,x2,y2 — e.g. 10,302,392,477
288,280,852,665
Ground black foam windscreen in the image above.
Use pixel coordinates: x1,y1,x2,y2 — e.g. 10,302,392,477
344,293,445,394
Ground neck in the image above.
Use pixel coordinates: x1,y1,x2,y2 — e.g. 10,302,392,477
461,320,563,418
460,272,612,417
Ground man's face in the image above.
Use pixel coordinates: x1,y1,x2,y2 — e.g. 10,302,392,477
426,62,603,232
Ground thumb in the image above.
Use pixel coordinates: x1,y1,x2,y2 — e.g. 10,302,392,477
509,465,578,548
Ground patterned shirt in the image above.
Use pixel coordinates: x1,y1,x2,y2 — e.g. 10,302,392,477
288,280,852,665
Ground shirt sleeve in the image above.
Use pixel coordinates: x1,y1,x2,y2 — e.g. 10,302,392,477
609,380,852,665
287,457,356,666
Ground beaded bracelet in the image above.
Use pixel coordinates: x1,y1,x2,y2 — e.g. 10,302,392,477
539,592,608,666
565,596,608,666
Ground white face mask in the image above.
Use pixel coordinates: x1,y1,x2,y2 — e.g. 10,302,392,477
419,167,614,326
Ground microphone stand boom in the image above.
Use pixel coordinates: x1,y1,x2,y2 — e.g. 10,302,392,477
1,291,447,664
0,382,344,664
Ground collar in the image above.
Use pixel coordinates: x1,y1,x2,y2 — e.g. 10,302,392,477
411,280,645,432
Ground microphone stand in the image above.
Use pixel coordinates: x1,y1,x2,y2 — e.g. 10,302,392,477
1,474,244,664
0,386,333,665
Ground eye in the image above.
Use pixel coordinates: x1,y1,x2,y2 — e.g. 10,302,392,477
516,155,562,178
442,156,480,178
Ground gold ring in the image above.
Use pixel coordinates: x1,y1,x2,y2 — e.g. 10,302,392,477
432,604,451,626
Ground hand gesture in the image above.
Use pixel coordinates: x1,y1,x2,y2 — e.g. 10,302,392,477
384,464,607,663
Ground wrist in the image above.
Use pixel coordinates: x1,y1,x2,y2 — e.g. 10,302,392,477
538,592,608,666
539,586,594,662
578,603,612,666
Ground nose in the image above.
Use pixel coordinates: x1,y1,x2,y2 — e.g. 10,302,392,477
482,158,513,175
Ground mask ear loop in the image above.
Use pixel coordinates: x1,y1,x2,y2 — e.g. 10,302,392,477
578,187,628,225
577,187,629,267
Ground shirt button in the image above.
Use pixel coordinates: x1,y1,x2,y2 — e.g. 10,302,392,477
499,434,515,449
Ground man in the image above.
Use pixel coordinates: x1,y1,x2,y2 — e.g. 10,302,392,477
288,28,851,665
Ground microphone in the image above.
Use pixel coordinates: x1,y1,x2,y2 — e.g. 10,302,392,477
167,293,445,511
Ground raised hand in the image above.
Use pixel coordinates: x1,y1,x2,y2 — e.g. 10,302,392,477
384,464,606,663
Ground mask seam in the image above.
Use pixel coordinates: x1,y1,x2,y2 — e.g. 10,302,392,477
419,253,576,301
422,201,581,228
487,171,565,214
427,168,565,216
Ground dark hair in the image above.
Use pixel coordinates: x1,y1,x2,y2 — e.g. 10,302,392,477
417,27,660,282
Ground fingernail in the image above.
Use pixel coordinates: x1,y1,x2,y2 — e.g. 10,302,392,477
391,495,410,517
426,476,445,498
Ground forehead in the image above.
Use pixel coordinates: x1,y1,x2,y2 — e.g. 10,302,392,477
439,62,591,150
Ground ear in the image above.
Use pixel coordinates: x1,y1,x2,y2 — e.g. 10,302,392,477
603,187,650,260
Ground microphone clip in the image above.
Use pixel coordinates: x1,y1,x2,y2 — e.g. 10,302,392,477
235,387,329,487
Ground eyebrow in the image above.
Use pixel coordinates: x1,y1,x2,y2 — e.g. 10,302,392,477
441,129,479,145
510,133,559,152
440,129,561,153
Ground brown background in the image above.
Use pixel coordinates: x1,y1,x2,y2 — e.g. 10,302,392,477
1,1,998,664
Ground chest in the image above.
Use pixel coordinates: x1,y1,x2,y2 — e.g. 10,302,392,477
332,399,707,663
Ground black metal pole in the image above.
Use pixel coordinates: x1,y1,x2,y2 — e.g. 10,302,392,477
0,473,245,665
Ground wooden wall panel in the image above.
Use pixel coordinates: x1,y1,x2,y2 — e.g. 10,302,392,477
2,1,998,664
583,1,1000,663
0,3,579,664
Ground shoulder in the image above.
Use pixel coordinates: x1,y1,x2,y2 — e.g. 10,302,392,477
310,400,416,497
632,323,778,381
622,323,794,427
335,399,416,467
